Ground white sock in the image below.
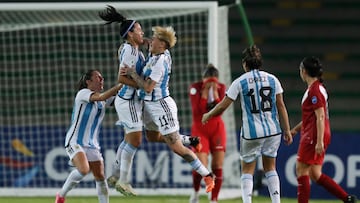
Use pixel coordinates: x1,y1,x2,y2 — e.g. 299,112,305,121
190,159,210,176
241,173,253,203
59,169,85,197
119,143,137,183
112,141,126,177
265,170,280,203
96,180,109,203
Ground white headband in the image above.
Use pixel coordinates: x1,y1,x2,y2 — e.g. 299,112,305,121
121,20,136,38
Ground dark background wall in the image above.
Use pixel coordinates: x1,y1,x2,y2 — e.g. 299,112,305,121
228,0,360,132
2,0,359,131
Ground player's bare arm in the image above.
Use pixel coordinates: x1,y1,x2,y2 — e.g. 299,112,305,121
276,93,293,145
120,65,156,93
202,96,233,124
315,107,325,154
290,121,302,137
90,83,122,102
118,65,139,88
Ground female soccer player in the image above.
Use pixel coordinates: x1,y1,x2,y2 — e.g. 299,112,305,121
98,5,146,196
99,5,200,196
202,45,292,203
189,64,227,203
120,25,215,193
55,69,122,203
291,56,356,203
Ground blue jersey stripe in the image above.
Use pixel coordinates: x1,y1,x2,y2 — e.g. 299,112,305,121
136,55,144,75
89,104,102,147
161,61,169,97
240,79,256,139
118,85,128,97
268,76,281,133
252,70,268,137
78,103,92,145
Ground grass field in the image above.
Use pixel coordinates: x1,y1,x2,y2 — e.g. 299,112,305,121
0,195,338,203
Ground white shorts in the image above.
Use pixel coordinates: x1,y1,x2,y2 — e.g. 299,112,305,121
240,135,281,163
65,144,103,162
143,106,159,132
115,95,143,134
143,96,179,135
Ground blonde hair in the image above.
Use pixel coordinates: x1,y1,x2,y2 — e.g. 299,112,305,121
152,26,177,48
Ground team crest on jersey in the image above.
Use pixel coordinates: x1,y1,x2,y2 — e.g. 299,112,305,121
311,96,318,104
190,87,197,95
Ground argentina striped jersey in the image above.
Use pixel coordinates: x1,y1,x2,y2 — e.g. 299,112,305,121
226,70,283,139
138,50,171,101
65,88,114,149
117,43,145,99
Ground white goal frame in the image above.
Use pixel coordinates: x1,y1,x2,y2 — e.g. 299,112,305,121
0,2,218,67
0,1,239,197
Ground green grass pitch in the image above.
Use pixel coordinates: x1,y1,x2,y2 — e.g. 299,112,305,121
0,195,337,203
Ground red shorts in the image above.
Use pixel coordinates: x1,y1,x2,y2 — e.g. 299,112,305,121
191,118,226,154
297,135,330,165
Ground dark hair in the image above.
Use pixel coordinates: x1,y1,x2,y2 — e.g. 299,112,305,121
301,56,324,83
202,64,219,78
99,5,137,38
242,44,263,70
77,69,96,90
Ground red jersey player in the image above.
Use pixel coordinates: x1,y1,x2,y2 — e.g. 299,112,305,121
291,56,356,203
189,64,226,203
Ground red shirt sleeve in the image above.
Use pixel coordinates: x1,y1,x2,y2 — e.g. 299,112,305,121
309,83,326,110
189,82,227,123
189,82,209,122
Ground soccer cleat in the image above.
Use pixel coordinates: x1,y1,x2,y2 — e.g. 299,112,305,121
204,173,215,193
107,175,119,188
344,195,357,203
55,192,65,203
189,191,200,203
115,181,137,196
189,136,202,152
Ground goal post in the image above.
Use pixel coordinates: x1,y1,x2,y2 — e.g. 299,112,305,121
0,2,240,197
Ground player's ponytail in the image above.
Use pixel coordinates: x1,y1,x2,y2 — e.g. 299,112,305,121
99,5,137,39
242,44,263,70
77,69,95,90
301,56,324,83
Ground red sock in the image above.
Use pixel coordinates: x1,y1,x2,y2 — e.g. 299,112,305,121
211,168,223,201
192,170,202,191
316,174,348,201
297,175,310,203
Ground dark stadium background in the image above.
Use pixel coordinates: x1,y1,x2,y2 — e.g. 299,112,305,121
1,0,359,199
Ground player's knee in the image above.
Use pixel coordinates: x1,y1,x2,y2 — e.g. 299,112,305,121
146,132,162,142
93,172,105,181
78,166,90,175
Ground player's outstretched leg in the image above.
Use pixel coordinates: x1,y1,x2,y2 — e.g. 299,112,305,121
189,136,202,152
115,181,137,197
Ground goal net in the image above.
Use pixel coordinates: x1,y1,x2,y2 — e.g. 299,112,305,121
0,2,240,197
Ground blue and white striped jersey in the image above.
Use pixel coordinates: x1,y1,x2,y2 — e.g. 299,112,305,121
226,69,283,139
65,88,114,149
138,50,171,101
117,43,145,99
